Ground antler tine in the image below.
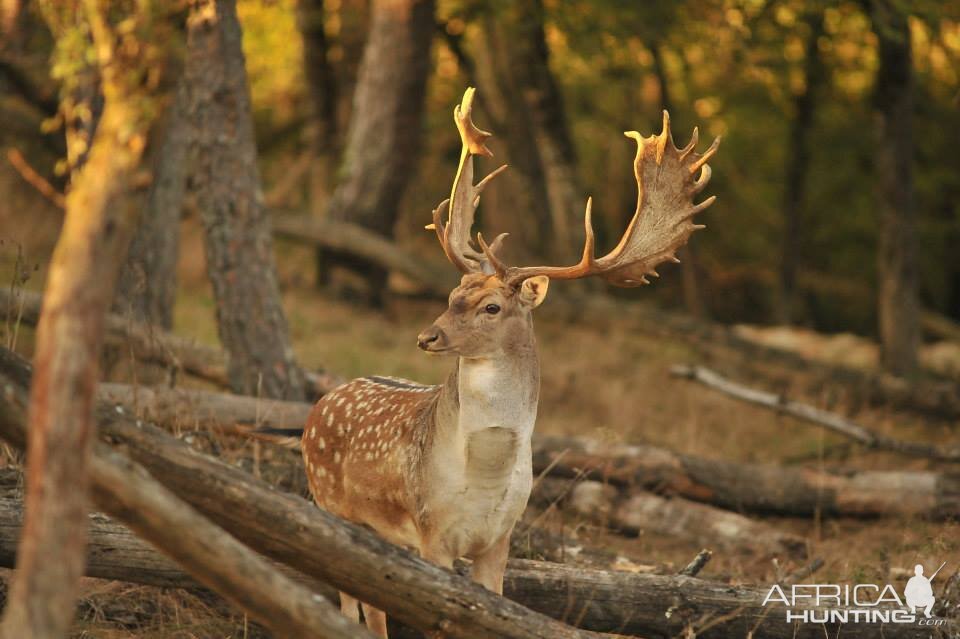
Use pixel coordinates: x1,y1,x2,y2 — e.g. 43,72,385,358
428,87,508,274
679,127,699,160
477,232,508,277
503,113,720,288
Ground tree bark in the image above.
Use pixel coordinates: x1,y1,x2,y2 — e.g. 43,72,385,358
777,12,825,325
114,79,189,330
320,0,434,303
871,0,920,376
0,495,950,639
183,0,306,399
0,5,166,637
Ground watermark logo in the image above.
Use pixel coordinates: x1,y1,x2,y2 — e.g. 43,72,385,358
905,562,945,618
761,562,948,626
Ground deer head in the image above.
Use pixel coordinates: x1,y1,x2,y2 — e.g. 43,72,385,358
420,87,719,357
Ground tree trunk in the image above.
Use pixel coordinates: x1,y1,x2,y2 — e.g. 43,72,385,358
183,0,306,399
777,12,825,325
871,0,919,377
113,79,189,330
0,0,22,50
320,0,434,304
507,0,582,253
0,6,166,637
472,0,581,259
296,0,341,286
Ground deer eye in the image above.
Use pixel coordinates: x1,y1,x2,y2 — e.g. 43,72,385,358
484,304,501,315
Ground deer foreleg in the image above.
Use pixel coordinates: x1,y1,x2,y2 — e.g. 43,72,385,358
470,529,512,595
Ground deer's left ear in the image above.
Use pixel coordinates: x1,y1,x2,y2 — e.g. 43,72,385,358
518,276,550,308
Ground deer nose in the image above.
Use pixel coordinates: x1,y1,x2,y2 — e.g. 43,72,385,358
417,327,443,351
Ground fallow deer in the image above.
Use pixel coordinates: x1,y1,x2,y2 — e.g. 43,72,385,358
297,87,719,637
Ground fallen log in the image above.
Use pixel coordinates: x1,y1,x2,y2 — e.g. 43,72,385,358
532,436,960,519
671,365,960,462
505,559,953,639
98,383,314,430
89,381,960,520
534,478,807,558
0,495,947,639
0,362,369,638
272,213,457,297
0,347,596,639
0,289,341,398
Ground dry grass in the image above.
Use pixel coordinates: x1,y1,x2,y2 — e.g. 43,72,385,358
1,223,958,636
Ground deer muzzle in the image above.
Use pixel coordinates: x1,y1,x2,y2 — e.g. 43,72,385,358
417,326,447,352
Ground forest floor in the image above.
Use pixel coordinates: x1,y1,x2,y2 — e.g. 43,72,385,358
1,222,959,638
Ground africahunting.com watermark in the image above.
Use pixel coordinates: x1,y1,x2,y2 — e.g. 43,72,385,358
762,562,949,626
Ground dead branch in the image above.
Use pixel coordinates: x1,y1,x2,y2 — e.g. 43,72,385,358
0,288,341,398
671,364,960,462
0,492,949,639
679,549,712,577
532,435,960,519
533,478,806,558
5,148,65,209
0,347,596,639
619,301,960,419
272,213,457,297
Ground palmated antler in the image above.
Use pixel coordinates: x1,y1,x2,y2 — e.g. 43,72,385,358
427,87,508,274
482,111,720,287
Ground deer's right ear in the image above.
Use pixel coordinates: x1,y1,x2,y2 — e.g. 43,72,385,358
518,276,550,309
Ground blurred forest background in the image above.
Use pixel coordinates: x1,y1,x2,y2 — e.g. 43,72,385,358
0,1,960,637
0,0,958,379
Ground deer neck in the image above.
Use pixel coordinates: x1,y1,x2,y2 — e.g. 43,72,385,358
428,336,540,495
455,348,540,438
